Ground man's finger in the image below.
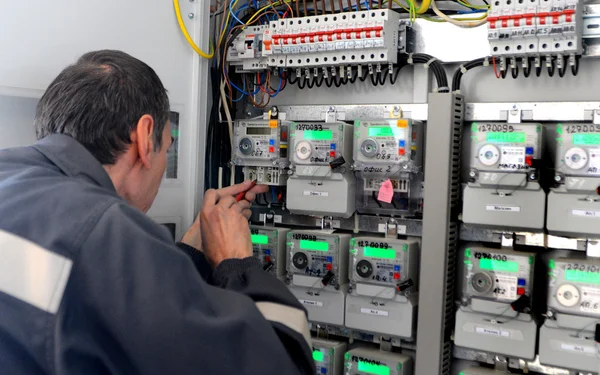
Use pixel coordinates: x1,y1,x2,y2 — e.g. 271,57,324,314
217,180,255,197
203,189,218,208
216,195,237,209
244,184,269,202
237,200,251,211
242,209,252,219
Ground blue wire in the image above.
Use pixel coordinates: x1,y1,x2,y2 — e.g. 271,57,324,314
230,2,248,25
269,70,285,98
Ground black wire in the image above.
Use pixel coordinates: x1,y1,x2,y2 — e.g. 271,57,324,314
572,55,580,76
558,59,567,78
315,72,324,87
523,57,531,78
390,65,401,84
333,74,343,88
547,57,555,77
359,68,369,82
297,77,306,89
370,72,379,86
288,71,298,84
306,75,315,89
500,68,507,79
377,69,389,85
536,64,542,77
511,63,519,79
451,57,488,92
348,67,359,84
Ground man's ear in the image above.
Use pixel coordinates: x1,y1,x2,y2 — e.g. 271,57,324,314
134,115,155,169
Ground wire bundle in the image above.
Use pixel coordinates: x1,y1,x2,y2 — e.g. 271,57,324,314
409,53,449,92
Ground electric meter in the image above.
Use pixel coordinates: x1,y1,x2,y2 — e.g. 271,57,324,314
286,122,356,217
547,256,600,318
353,119,424,216
547,123,600,237
344,347,413,375
250,226,290,279
312,339,346,375
286,230,351,325
232,119,290,185
462,247,535,303
463,122,545,230
345,237,419,339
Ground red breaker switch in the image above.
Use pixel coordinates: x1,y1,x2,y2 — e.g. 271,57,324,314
398,148,405,156
265,256,271,263
517,287,526,296
526,156,533,166
326,263,332,271
393,273,400,280
330,151,336,158
269,146,275,153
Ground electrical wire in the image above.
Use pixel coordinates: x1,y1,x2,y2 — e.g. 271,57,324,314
173,0,215,59
431,0,487,27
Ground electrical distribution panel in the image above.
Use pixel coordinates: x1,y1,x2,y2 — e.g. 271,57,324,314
227,25,269,72
312,338,347,375
353,119,424,216
250,225,290,278
233,119,290,185
462,122,545,230
455,247,538,360
286,230,351,325
539,255,600,373
547,123,600,237
262,9,400,69
344,347,413,375
286,122,356,217
345,237,420,340
487,0,583,57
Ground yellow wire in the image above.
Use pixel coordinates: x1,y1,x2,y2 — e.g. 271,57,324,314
174,0,214,59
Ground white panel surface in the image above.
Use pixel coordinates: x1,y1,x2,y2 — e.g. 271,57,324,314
0,0,211,231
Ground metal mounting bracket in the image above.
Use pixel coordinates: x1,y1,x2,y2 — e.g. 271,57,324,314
507,105,522,124
586,239,600,257
324,106,345,122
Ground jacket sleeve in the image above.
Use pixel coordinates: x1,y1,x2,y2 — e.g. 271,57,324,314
175,242,213,281
54,203,314,375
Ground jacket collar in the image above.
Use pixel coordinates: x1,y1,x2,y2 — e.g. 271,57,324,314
33,134,116,193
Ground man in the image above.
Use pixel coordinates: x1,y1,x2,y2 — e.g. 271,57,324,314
0,50,314,374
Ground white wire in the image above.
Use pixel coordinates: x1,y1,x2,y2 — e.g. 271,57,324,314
431,0,488,28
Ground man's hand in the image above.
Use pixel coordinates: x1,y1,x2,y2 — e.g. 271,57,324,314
199,189,252,267
180,180,268,251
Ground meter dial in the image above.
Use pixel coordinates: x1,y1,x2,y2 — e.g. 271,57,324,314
556,284,580,307
360,139,379,158
356,259,373,278
239,138,253,155
478,144,500,166
292,252,308,269
471,272,493,294
564,147,587,170
295,140,312,160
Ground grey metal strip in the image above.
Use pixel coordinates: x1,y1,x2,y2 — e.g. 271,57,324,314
0,229,72,314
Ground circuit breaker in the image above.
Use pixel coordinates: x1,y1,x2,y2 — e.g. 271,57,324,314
454,247,538,359
250,225,290,279
539,255,600,373
232,119,290,185
286,122,356,217
286,230,351,325
344,347,413,375
312,338,347,375
227,25,269,72
462,122,545,230
353,119,424,216
345,237,419,340
262,9,400,69
547,123,600,237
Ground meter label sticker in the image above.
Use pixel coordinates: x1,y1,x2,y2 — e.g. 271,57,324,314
303,191,329,197
360,307,389,317
499,146,525,169
560,343,596,355
572,210,600,218
494,274,518,301
475,327,510,338
486,205,521,212
299,299,324,307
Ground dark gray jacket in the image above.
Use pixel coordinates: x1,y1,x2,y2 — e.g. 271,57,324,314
0,134,314,375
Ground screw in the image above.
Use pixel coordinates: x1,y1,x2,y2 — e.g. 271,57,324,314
469,171,476,177
188,13,195,19
554,175,561,182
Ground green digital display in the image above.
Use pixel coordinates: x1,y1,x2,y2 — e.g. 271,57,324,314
573,134,600,145
368,127,395,137
565,269,600,285
486,132,526,143
479,259,519,273
299,240,329,251
358,361,390,375
251,234,269,245
304,130,333,140
363,247,396,259
313,351,324,362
